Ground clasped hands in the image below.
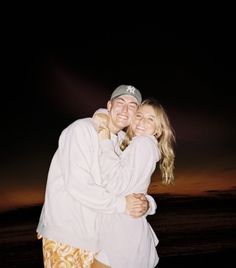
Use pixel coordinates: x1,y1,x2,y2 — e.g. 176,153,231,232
125,193,149,218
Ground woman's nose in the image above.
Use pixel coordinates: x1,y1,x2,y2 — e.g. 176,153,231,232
139,117,146,123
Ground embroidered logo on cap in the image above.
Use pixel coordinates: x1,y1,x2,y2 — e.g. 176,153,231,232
126,86,136,94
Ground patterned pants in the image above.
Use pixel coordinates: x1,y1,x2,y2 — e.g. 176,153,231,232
42,237,95,268
91,258,111,268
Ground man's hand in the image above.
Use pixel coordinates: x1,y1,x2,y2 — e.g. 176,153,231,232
125,193,149,218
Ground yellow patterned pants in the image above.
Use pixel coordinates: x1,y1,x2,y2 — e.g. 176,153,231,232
91,258,111,268
42,237,95,268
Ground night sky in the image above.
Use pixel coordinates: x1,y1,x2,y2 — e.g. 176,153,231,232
1,21,236,212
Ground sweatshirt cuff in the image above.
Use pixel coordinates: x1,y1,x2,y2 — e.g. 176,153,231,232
145,195,157,216
116,196,126,213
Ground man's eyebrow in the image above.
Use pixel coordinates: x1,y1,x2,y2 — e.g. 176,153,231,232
129,102,138,106
115,97,138,106
115,97,124,100
115,97,138,105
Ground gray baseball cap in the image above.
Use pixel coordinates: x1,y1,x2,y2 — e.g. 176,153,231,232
110,85,142,104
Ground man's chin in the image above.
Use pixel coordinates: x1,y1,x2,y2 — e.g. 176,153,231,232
117,122,129,130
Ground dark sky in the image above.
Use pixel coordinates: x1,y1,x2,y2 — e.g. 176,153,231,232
1,21,236,211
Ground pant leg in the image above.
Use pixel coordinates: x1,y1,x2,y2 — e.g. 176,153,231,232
91,258,111,268
42,237,95,268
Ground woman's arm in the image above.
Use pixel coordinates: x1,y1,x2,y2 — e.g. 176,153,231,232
99,135,159,196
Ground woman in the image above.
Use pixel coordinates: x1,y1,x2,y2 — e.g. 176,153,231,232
92,98,175,268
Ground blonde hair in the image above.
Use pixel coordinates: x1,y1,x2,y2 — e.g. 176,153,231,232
120,98,176,185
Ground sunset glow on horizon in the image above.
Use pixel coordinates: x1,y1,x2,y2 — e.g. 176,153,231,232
148,168,236,196
1,167,235,213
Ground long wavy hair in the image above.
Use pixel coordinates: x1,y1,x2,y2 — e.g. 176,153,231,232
120,98,176,185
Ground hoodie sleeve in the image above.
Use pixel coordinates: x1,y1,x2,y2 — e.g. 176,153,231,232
57,119,125,214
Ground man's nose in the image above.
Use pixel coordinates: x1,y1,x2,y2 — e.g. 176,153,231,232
121,104,128,113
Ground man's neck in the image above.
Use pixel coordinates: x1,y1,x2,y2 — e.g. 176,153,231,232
108,124,120,135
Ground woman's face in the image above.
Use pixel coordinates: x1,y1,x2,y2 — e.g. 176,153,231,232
131,104,157,136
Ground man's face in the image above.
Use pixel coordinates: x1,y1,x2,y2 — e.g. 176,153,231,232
107,95,139,134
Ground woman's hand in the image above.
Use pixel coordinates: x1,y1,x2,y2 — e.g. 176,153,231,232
97,122,110,140
93,113,110,140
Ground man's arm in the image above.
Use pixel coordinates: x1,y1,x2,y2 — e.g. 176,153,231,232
58,119,144,214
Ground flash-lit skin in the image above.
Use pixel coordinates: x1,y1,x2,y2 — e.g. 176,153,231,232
107,95,139,134
95,97,154,217
131,105,158,136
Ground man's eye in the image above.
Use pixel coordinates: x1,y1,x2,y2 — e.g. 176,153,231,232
130,104,138,109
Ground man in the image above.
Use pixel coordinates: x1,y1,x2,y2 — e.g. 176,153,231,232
36,85,157,267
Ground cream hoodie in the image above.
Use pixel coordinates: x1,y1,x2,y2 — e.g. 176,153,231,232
37,118,126,251
36,118,156,252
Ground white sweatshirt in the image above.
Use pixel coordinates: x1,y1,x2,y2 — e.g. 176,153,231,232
36,118,126,251
36,118,156,252
99,135,159,196
97,135,160,268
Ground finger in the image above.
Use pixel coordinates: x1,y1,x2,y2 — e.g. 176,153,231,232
132,195,146,202
129,202,145,208
133,193,145,198
129,206,146,211
132,193,143,199
140,196,146,201
129,211,145,218
134,200,148,207
128,205,145,210
129,208,146,215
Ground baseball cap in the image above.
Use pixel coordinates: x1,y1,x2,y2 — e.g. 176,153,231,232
110,85,142,104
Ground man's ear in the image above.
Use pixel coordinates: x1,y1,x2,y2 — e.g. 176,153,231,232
107,100,112,112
